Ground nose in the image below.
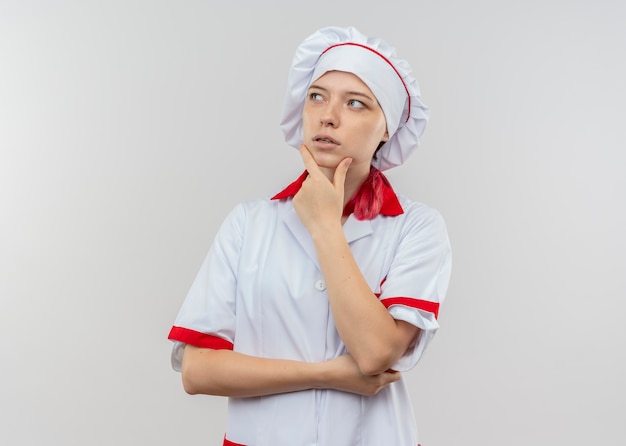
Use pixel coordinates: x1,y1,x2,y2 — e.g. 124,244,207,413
320,101,339,127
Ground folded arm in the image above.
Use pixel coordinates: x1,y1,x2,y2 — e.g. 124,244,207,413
181,346,400,398
312,229,420,375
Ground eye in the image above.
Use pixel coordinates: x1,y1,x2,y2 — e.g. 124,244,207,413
348,99,365,109
309,92,324,101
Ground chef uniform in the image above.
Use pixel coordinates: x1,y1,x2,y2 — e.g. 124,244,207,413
168,26,452,446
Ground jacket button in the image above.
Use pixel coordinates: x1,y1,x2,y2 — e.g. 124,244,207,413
315,280,327,291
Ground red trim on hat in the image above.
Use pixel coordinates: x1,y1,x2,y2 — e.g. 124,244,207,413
168,326,234,350
380,297,440,319
271,167,403,219
321,42,411,123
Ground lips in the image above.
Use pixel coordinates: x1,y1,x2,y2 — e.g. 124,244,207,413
313,134,339,145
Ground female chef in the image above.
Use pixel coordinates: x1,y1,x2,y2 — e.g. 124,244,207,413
168,26,452,446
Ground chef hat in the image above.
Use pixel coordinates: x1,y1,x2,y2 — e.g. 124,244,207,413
279,26,430,171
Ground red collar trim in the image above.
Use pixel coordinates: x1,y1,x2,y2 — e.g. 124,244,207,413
271,170,309,201
271,168,404,219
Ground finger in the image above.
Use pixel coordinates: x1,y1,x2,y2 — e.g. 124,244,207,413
376,373,398,388
298,145,322,176
333,157,352,190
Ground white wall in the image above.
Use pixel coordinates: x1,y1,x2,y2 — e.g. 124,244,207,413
1,1,624,445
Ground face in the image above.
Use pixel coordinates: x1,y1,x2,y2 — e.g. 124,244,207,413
301,70,388,173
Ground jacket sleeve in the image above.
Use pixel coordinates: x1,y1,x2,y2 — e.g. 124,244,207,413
167,203,245,371
378,204,452,371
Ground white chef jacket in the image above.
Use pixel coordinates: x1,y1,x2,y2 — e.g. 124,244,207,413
168,171,451,446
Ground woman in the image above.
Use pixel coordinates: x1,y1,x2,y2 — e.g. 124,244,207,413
168,26,452,446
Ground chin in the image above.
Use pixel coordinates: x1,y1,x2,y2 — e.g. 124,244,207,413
311,152,341,169
314,160,342,172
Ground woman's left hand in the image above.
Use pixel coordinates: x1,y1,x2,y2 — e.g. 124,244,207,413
292,145,352,235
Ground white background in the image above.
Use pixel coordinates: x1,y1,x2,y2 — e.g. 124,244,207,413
1,1,625,445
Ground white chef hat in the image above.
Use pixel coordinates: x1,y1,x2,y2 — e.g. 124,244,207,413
279,26,430,171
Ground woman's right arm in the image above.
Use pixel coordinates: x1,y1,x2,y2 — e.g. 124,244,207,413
181,345,401,398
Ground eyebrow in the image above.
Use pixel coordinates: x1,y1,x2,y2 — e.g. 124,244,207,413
308,84,377,103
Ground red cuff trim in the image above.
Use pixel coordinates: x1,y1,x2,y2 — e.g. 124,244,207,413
381,297,440,319
168,326,234,350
